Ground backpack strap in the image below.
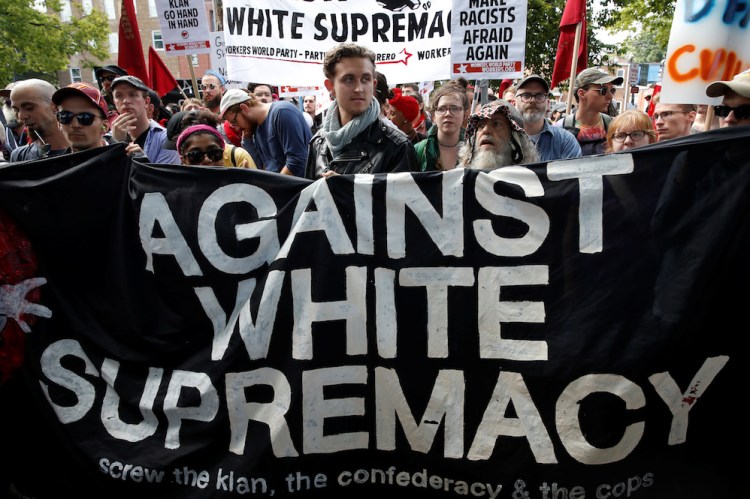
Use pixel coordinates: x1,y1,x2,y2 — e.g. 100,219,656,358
230,145,237,166
562,114,579,137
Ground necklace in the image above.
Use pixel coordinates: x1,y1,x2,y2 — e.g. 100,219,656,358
439,141,460,147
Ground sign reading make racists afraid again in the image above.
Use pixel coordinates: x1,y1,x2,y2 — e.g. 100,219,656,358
0,129,748,498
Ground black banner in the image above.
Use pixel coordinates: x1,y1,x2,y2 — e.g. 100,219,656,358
0,127,748,498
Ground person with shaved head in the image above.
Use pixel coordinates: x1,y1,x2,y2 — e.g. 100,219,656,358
9,79,69,161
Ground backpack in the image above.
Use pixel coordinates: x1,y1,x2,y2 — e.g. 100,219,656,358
561,112,612,139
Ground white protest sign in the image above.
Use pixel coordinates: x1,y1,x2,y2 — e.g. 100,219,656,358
450,0,527,79
221,0,453,87
661,0,750,105
155,0,212,55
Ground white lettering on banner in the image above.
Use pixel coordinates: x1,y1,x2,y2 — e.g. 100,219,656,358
39,340,729,463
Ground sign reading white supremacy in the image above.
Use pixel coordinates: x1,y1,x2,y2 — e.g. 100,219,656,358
0,128,748,498
222,0,453,86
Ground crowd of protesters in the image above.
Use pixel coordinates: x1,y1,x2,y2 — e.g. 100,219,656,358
1,43,749,176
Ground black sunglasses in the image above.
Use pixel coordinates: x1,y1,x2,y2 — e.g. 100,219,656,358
99,75,117,82
56,110,104,126
714,104,750,120
184,148,224,164
591,86,617,96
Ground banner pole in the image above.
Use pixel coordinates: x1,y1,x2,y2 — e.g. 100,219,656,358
566,21,583,115
187,55,200,99
704,105,715,131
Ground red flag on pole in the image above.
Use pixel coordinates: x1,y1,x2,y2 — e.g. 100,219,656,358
148,46,179,97
118,0,149,83
550,0,588,90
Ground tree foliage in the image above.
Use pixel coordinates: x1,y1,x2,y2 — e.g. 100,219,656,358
0,0,110,84
595,0,673,63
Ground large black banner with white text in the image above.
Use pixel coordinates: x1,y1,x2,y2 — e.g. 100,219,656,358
0,127,748,498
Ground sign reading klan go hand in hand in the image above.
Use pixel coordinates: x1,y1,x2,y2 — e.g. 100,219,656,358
155,0,212,55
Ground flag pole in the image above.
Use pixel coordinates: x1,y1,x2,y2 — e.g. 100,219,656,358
565,21,583,114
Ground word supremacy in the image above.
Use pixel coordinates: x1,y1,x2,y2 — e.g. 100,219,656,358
38,165,726,467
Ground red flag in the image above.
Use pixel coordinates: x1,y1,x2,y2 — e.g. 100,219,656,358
148,46,179,97
647,84,661,117
118,0,149,83
550,0,587,90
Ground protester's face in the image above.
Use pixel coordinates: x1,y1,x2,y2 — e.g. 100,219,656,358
252,85,274,103
226,103,257,136
201,75,224,108
303,95,316,114
387,106,410,135
57,96,107,151
610,126,652,153
652,104,695,141
99,72,118,92
719,92,750,127
514,81,548,123
433,93,465,136
112,84,149,120
10,86,58,138
325,56,375,126
180,133,225,166
474,113,512,154
582,83,616,113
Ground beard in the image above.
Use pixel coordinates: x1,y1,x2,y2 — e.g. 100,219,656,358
468,143,513,170
204,93,222,109
521,108,546,123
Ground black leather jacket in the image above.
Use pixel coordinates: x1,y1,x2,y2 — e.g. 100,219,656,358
305,117,418,179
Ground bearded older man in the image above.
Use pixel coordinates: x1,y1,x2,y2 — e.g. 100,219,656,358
458,100,540,170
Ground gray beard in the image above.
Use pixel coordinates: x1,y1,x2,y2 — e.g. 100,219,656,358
521,109,546,123
468,145,513,170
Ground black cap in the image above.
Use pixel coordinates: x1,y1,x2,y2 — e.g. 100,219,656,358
163,110,189,150
516,75,550,94
95,65,128,78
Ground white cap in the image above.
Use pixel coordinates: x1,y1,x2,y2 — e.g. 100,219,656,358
220,89,252,119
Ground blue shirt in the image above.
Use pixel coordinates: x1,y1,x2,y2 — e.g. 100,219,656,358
251,101,311,177
533,120,582,162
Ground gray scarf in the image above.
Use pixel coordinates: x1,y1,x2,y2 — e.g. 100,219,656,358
322,98,381,157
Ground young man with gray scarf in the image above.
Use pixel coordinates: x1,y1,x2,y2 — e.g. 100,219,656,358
304,43,417,179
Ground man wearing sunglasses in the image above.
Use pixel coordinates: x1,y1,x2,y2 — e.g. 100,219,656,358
200,70,226,116
706,68,750,127
52,82,113,152
94,65,128,120
8,79,69,162
554,68,623,156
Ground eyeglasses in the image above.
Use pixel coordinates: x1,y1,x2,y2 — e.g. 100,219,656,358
591,86,617,96
200,83,220,91
99,75,117,82
184,148,224,165
651,110,686,121
56,110,104,126
517,92,548,103
612,130,648,142
434,105,463,115
714,104,750,120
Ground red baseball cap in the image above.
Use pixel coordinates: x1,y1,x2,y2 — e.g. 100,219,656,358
52,82,109,118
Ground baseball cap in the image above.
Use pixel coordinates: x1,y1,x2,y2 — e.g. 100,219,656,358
575,68,624,91
516,74,550,94
111,75,150,93
52,82,109,118
95,65,128,79
219,88,252,119
705,68,750,98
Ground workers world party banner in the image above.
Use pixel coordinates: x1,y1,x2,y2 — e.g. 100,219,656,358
221,0,453,86
0,128,748,498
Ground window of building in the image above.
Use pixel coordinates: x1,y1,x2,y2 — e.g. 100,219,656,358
104,0,116,19
60,0,72,21
148,0,157,17
152,31,163,50
615,68,625,88
109,32,119,53
70,67,82,83
82,0,93,15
